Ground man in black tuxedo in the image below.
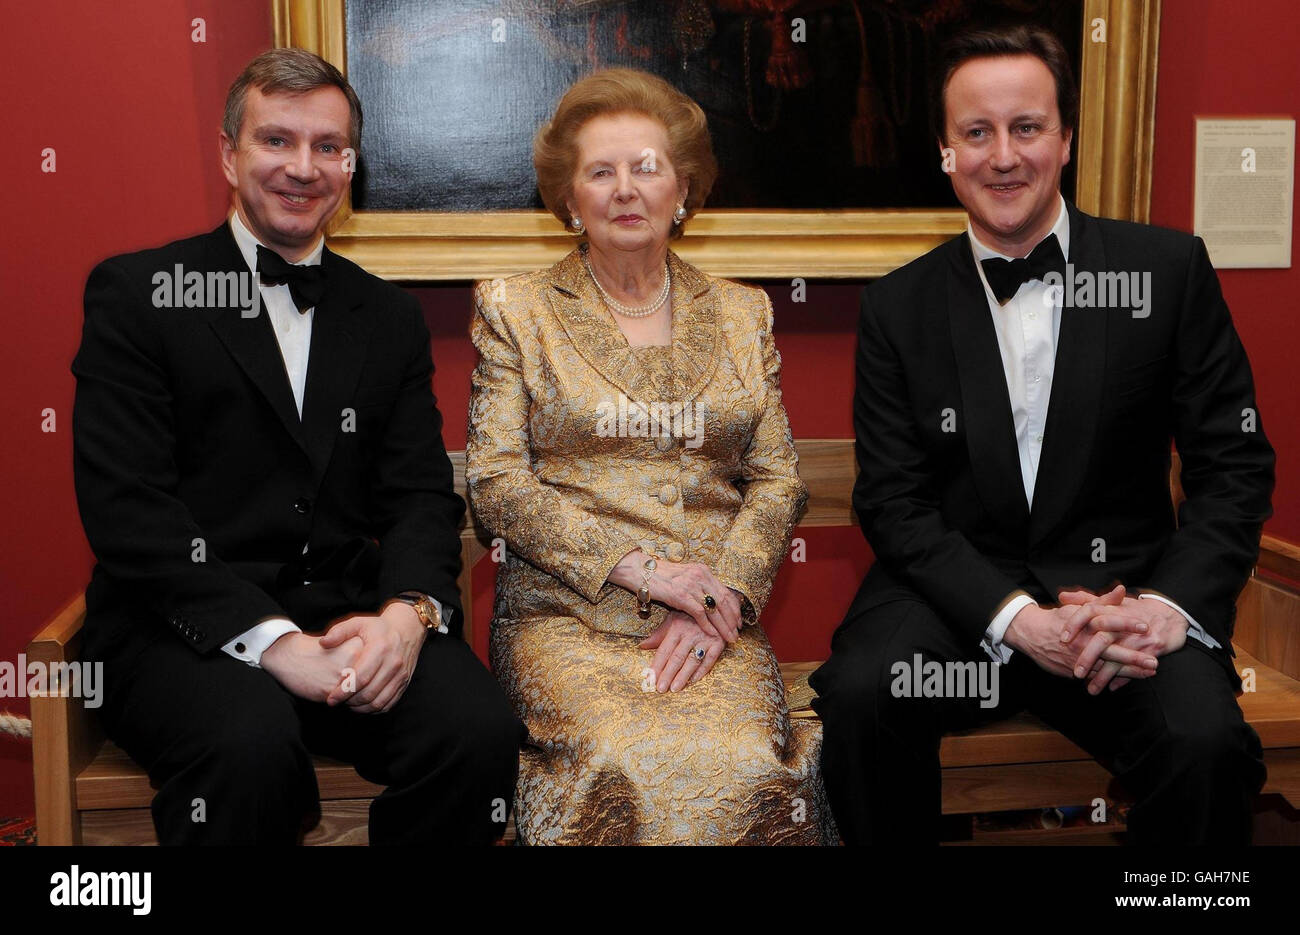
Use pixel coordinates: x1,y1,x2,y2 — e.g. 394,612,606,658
811,25,1275,845
72,48,522,844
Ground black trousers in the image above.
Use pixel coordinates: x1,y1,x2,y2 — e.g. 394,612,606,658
95,629,524,845
810,597,1266,846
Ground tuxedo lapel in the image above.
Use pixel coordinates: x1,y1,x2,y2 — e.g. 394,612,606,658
200,224,311,461
947,236,1031,532
1029,203,1107,545
300,248,374,479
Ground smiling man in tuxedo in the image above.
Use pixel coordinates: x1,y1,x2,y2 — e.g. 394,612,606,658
72,48,521,844
811,25,1275,845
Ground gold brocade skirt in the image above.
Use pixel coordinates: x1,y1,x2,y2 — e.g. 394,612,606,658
490,615,834,845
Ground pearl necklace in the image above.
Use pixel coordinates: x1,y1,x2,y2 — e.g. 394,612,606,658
583,255,671,318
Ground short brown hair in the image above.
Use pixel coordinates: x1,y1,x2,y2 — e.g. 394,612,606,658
223,48,363,152
930,25,1078,145
534,69,717,238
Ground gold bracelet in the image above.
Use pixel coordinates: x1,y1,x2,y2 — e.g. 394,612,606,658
637,557,657,618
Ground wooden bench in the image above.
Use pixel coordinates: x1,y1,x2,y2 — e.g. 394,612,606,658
29,441,1300,844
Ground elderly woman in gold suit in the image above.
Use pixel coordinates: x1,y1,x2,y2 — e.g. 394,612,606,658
466,69,831,844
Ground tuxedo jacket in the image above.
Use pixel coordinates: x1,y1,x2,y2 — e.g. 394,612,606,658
72,222,466,663
850,201,1275,661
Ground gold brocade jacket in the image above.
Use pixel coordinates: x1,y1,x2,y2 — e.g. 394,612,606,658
466,247,807,638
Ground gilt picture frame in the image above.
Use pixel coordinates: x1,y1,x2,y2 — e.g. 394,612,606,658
273,0,1159,280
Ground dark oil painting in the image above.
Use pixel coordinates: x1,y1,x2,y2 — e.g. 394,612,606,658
345,0,1082,211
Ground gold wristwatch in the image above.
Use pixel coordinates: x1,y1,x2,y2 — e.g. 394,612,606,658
393,591,448,634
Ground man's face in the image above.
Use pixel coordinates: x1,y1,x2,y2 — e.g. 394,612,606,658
220,86,353,261
941,54,1072,256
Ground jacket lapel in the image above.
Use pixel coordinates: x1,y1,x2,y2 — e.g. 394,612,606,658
667,252,719,404
547,247,716,404
1029,202,1107,545
300,247,373,479
201,223,311,461
947,235,1031,533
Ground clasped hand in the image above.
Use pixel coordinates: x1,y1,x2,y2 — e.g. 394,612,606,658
609,549,743,642
639,611,727,692
262,601,426,713
1005,584,1189,695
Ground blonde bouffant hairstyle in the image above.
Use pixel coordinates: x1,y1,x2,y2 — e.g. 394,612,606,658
534,69,717,239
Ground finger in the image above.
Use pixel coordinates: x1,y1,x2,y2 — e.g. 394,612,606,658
348,657,399,707
1114,665,1151,680
1108,677,1132,692
658,638,694,693
1087,660,1124,695
702,599,738,644
345,642,399,705
1058,589,1124,643
1095,584,1126,604
1087,639,1144,693
670,647,703,692
696,570,741,637
349,643,386,694
639,626,667,650
367,674,407,714
1098,641,1159,671
650,629,682,681
1084,616,1150,635
1060,602,1105,644
716,595,741,640
383,674,414,712
679,597,721,639
326,671,356,707
1073,630,1113,677
689,639,726,684
320,618,363,648
1056,588,1098,605
665,570,723,639
1090,659,1155,681
325,639,371,705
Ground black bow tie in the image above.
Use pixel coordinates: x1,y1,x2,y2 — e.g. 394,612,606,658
256,244,326,313
979,234,1066,305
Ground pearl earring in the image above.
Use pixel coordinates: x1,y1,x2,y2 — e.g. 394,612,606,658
673,205,687,224
571,215,585,234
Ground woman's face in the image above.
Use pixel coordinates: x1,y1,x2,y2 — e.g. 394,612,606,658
566,113,688,257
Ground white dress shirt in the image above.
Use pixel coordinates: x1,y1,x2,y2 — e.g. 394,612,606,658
971,196,1217,664
219,212,321,665
218,215,445,667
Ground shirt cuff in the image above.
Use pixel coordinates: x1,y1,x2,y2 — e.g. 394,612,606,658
981,594,1036,665
221,617,301,667
428,595,450,633
1138,593,1221,650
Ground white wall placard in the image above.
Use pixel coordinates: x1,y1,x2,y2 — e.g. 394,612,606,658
1194,117,1294,268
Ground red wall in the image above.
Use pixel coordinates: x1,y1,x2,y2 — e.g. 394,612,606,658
1148,1,1300,542
1,1,1294,819
0,0,275,818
